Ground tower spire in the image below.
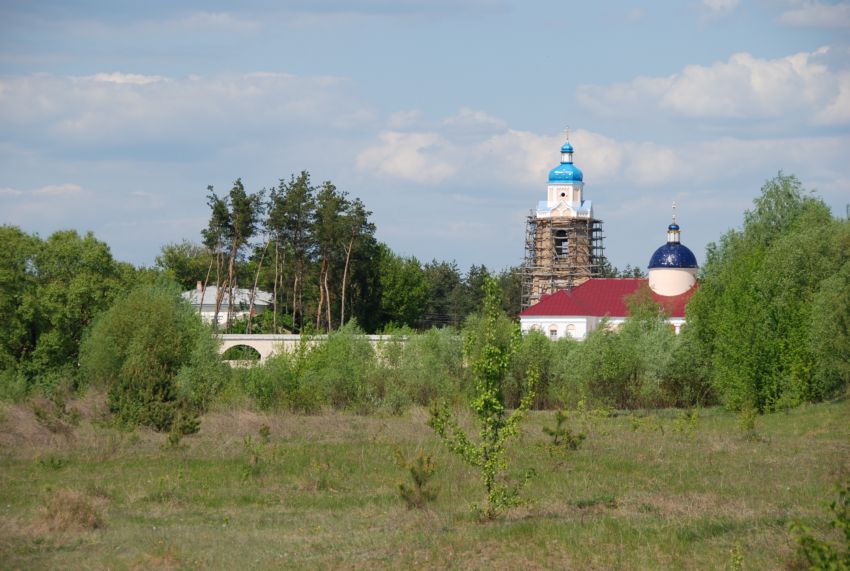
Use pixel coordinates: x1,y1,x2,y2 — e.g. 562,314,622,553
667,202,681,244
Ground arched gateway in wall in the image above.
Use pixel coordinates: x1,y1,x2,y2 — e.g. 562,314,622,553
218,334,400,364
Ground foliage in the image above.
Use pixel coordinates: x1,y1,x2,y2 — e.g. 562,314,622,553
428,277,538,520
155,241,214,290
791,481,850,570
686,173,850,411
378,245,429,328
79,283,227,432
395,449,439,509
0,227,129,395
542,409,586,450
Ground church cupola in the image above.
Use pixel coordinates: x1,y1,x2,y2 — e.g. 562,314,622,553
548,135,583,184
539,129,591,219
648,204,698,297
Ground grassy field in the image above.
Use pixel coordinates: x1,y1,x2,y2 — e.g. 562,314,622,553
0,394,847,570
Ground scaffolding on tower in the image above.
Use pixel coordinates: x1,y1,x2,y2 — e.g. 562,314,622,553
521,212,605,310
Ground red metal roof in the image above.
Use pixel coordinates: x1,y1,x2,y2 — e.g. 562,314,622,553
520,278,696,318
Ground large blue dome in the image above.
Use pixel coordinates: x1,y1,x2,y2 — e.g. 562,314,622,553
648,243,698,269
548,162,583,183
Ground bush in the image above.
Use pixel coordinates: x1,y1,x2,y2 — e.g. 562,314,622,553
79,283,227,432
381,327,465,411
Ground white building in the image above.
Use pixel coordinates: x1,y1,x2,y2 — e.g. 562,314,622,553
182,282,273,325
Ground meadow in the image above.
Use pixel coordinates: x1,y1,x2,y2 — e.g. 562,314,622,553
1,393,847,570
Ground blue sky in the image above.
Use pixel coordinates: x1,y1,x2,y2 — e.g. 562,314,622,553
2,0,849,272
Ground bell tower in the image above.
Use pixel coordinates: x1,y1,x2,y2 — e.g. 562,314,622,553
521,130,605,309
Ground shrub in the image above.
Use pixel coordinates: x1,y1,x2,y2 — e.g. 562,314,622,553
79,283,227,432
379,327,464,412
395,449,438,509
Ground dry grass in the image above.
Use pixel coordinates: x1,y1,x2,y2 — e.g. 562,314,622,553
36,488,105,533
0,395,847,569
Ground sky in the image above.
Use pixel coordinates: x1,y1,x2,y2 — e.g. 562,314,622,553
1,0,849,273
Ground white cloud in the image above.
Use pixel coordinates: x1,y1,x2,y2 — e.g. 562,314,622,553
0,187,24,196
702,0,740,15
357,108,850,195
172,11,260,32
32,183,82,196
780,1,850,28
577,47,849,126
90,73,167,85
0,71,371,150
356,131,457,183
442,107,506,130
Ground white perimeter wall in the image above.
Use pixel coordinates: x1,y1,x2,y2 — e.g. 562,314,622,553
521,315,687,340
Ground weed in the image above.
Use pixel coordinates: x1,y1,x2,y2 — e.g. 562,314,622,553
571,494,618,510
37,455,68,471
739,404,760,441
30,398,73,435
395,448,438,509
542,410,586,450
630,414,664,434
39,489,105,532
259,423,271,444
301,459,334,492
672,409,699,439
729,539,744,571
790,480,850,570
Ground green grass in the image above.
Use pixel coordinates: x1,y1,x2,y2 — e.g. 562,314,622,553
0,396,848,569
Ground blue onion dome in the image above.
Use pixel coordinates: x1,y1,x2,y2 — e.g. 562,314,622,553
548,139,583,183
668,223,680,231
548,162,583,183
648,243,698,269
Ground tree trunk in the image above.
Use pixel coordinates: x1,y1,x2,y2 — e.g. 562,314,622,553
225,240,239,332
324,266,332,332
273,241,279,333
199,242,217,320
246,240,269,334
340,239,354,327
212,251,224,329
316,259,327,331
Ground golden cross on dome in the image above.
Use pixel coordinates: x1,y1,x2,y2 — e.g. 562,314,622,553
672,201,678,224
563,126,570,142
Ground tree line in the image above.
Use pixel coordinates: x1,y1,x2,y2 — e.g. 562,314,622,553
157,171,523,334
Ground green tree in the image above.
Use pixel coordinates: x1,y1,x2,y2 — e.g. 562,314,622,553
24,230,124,388
267,172,315,331
0,226,39,373
687,173,848,411
429,278,538,520
423,260,464,328
80,283,227,431
378,245,429,329
156,241,213,290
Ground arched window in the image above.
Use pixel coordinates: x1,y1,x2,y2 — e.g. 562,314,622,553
566,323,576,338
548,325,558,339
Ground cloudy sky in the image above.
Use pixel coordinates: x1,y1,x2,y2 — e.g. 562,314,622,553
1,0,848,272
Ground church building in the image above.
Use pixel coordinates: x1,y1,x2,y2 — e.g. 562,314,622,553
520,134,605,309
519,135,699,340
